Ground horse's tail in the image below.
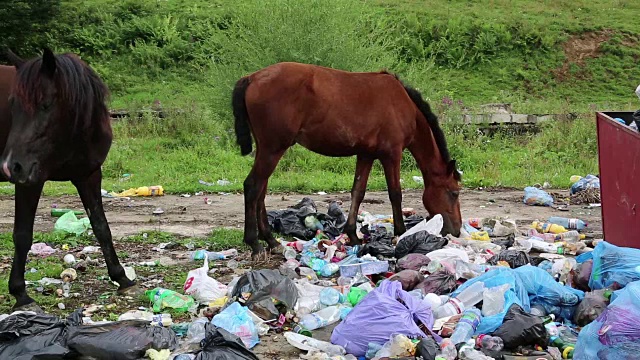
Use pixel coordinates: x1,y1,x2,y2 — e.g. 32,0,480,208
232,76,253,156
401,83,450,162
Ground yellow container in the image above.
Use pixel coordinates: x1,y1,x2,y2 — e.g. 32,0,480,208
136,185,164,196
532,221,567,234
471,231,490,241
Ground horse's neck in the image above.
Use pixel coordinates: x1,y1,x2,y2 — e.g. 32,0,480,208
409,120,448,179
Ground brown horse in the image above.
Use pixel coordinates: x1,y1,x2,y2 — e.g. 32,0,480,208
1,49,139,311
232,62,462,255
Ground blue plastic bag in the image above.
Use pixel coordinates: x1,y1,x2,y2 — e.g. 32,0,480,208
450,268,529,334
331,280,438,357
523,187,553,206
574,281,640,359
212,302,259,349
570,174,600,195
513,265,583,321
576,241,640,290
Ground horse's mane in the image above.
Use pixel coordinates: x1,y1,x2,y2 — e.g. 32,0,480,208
12,53,109,129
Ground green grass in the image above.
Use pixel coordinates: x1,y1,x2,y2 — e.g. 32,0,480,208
0,0,634,197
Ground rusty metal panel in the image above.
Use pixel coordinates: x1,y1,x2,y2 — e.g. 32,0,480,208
596,112,640,248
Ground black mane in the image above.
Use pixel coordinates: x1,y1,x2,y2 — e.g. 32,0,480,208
12,53,109,129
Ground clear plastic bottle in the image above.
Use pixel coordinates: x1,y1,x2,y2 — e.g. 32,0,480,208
319,288,345,306
548,217,587,231
320,263,340,277
456,281,486,308
434,298,464,319
553,231,585,243
450,307,482,345
476,334,504,352
298,305,342,330
438,338,457,360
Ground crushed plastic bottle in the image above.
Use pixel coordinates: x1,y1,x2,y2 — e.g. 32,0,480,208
299,305,343,330
191,249,238,260
450,307,482,345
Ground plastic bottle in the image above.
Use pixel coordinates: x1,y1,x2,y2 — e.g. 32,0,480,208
319,263,339,277
51,209,84,217
438,338,457,360
191,249,238,261
283,247,297,260
528,238,560,253
298,305,342,330
553,231,585,243
319,288,345,306
528,228,556,242
450,307,482,345
548,217,587,230
476,334,504,352
434,298,465,319
549,336,575,359
456,281,486,308
284,332,346,356
532,221,567,234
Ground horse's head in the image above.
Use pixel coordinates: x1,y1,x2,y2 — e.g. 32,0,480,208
1,48,109,185
423,159,462,237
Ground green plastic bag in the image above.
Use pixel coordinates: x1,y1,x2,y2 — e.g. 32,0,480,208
54,211,91,235
146,287,196,313
348,287,368,306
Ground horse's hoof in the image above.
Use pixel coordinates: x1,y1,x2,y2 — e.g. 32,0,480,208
13,301,44,314
251,247,269,261
117,284,145,297
268,244,284,255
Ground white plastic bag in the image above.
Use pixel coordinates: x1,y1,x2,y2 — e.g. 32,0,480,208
183,255,228,303
398,214,443,242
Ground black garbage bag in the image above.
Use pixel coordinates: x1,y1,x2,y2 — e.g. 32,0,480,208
66,319,178,360
0,309,82,360
491,234,516,248
267,198,347,239
388,270,424,291
359,227,396,258
229,269,299,320
414,269,457,295
405,214,425,230
195,324,259,360
573,289,609,326
397,253,431,271
487,250,530,268
633,109,640,129
415,336,438,360
492,304,548,349
394,231,447,259
529,256,548,267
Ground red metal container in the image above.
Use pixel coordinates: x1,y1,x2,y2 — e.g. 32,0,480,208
596,111,640,248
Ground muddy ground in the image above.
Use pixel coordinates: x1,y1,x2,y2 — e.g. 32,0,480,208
0,189,602,359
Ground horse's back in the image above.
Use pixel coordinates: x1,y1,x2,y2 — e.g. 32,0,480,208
245,62,417,156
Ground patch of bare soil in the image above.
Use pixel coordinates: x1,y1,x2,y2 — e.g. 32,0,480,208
554,30,613,81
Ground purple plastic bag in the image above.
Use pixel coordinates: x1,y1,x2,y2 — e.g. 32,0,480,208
397,254,431,271
330,280,439,356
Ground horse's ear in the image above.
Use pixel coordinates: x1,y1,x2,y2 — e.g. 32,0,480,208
5,49,25,68
448,159,461,180
40,48,56,78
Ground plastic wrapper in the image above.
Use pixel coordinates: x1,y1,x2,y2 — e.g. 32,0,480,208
573,290,609,326
575,281,640,359
388,270,424,291
414,269,456,295
397,253,431,271
66,319,178,360
487,250,530,268
513,265,583,320
195,323,259,360
491,304,548,349
331,280,439,357
394,231,447,259
398,215,443,241
576,241,640,290
451,268,529,334
212,302,260,349
491,234,515,248
184,257,228,303
228,269,298,320
523,187,554,206
54,211,91,235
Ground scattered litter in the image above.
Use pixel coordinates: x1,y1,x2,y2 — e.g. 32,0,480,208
184,255,228,303
523,186,554,206
55,211,91,235
29,242,56,256
112,185,164,197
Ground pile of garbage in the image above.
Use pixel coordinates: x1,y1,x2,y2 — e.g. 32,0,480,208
3,198,640,360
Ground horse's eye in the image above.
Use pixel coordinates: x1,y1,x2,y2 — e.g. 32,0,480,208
450,191,460,199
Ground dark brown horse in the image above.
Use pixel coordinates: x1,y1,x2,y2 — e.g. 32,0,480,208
1,49,139,311
232,62,462,255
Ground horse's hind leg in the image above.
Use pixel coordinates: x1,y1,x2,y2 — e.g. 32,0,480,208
244,149,285,257
257,182,280,251
381,154,406,236
9,183,44,311
344,156,374,245
73,169,138,295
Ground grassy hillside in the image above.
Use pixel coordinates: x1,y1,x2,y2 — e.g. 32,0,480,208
2,0,639,195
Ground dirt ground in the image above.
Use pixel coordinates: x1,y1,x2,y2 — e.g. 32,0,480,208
0,188,603,238
0,189,603,359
